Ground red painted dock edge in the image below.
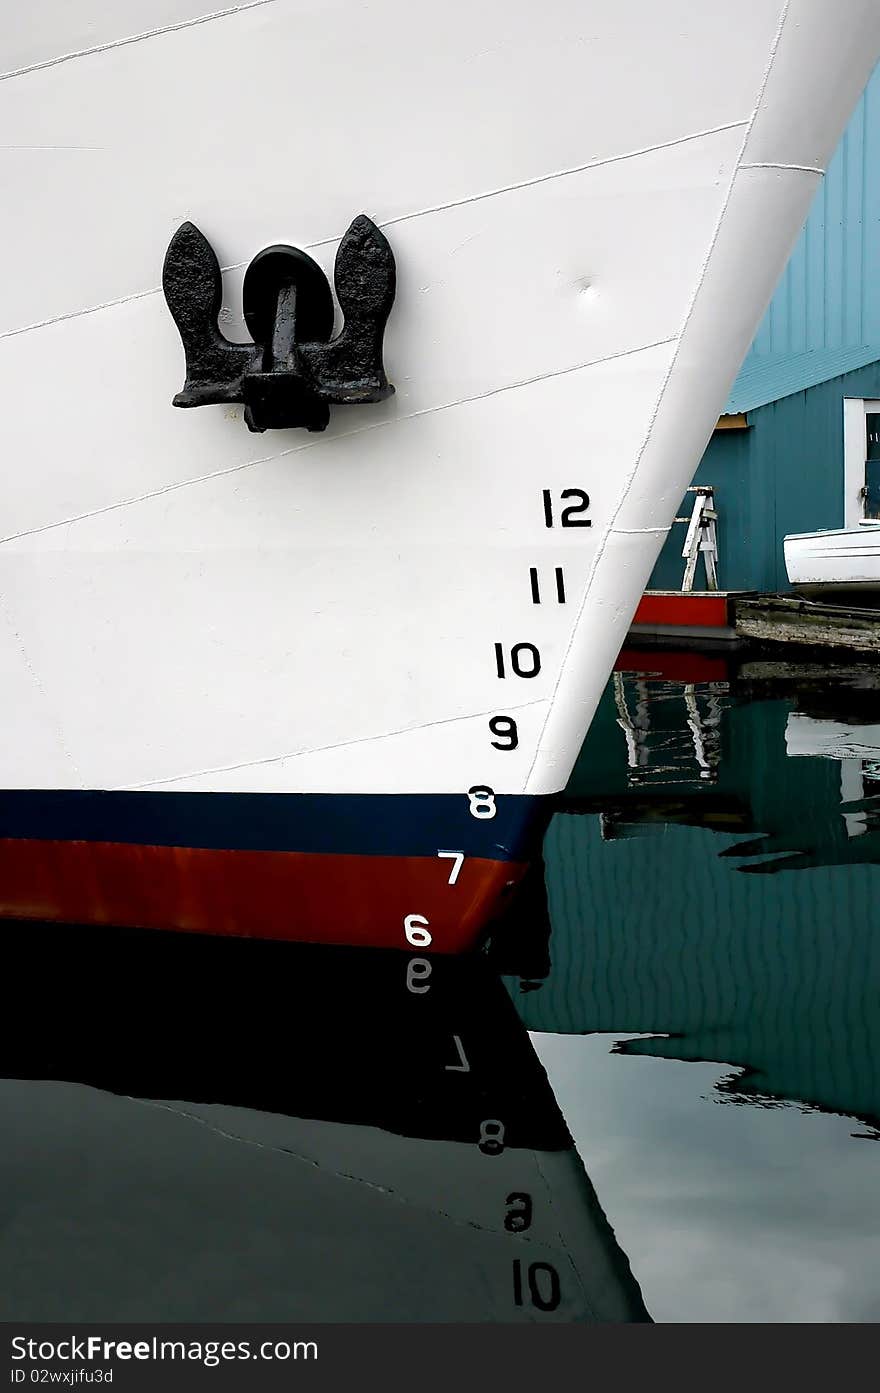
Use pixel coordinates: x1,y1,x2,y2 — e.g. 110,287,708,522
631,592,732,629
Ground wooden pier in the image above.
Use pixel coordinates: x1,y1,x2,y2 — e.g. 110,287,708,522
733,594,880,652
630,590,880,652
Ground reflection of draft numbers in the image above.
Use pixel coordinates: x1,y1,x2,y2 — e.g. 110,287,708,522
504,1195,562,1311
406,958,431,994
512,1260,561,1313
479,1120,505,1156
504,1192,532,1233
445,1035,470,1073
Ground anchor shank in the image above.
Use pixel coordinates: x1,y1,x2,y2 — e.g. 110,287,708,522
269,282,298,371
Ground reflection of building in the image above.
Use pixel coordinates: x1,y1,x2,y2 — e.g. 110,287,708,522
566,654,752,834
1,929,649,1322
650,65,880,594
510,663,880,1135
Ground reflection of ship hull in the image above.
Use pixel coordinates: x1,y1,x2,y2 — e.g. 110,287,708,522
1,1080,648,1322
0,928,649,1321
2,3,877,945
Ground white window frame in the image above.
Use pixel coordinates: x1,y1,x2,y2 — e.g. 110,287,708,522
843,398,880,527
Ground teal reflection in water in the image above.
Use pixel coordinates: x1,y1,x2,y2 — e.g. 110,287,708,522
510,655,880,1135
503,654,880,1320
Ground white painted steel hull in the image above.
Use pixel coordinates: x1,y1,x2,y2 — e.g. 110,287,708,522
784,524,880,594
1,1,878,944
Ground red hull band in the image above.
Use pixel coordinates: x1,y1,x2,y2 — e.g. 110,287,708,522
0,839,526,952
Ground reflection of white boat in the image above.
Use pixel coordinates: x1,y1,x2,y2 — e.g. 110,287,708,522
2,3,878,949
785,711,880,840
785,712,880,762
783,523,880,597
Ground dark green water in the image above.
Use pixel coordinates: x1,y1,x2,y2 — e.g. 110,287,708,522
2,651,879,1322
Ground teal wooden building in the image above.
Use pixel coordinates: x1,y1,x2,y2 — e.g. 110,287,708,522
650,64,880,596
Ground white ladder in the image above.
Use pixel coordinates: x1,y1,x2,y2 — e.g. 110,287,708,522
675,485,718,591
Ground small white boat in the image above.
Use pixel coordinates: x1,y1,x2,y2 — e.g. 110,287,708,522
783,522,880,599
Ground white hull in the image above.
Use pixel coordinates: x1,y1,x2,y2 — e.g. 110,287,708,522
1,2,878,943
784,524,880,593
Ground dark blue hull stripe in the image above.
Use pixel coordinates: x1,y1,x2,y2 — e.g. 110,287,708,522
0,791,551,860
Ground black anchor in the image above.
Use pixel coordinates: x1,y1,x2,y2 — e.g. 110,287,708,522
162,215,396,433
